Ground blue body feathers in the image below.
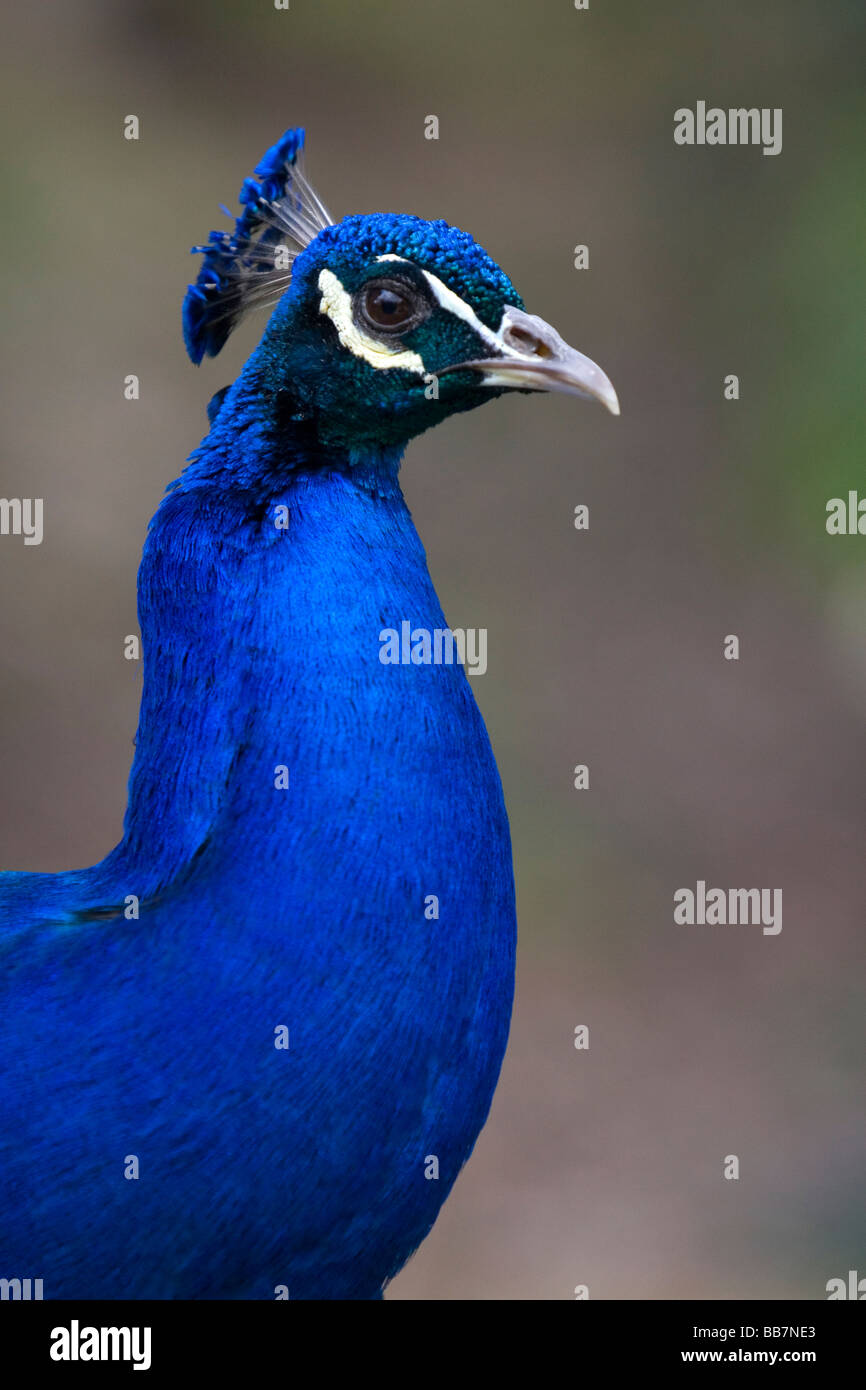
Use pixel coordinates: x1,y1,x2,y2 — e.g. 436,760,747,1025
1,131,521,1298
1,127,617,1297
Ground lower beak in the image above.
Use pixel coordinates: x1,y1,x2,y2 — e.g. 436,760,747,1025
441,305,620,416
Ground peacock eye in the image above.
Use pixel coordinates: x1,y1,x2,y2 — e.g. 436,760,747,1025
356,279,429,335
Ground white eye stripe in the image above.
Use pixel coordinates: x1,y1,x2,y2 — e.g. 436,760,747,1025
375,254,524,359
318,257,521,376
317,268,426,375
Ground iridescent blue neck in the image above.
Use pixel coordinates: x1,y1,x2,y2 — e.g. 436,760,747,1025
101,400,428,892
181,359,406,497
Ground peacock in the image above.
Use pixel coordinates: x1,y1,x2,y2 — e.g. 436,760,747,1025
0,128,618,1299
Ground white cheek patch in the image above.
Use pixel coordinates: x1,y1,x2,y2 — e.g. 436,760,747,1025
317,268,426,375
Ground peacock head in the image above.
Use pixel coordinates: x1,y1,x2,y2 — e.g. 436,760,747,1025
183,128,619,451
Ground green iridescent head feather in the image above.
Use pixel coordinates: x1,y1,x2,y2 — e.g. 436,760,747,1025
183,127,619,451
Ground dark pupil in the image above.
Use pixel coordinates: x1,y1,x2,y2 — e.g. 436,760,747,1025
366,286,411,327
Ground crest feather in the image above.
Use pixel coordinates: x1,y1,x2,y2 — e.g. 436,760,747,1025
182,128,333,364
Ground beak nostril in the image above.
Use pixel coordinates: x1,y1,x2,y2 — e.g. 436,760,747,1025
504,326,553,358
453,303,619,413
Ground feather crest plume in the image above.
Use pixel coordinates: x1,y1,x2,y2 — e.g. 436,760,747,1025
182,128,333,364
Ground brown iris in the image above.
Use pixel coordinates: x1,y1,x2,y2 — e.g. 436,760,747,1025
357,279,427,335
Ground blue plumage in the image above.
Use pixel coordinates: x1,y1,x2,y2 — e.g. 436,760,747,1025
1,129,617,1298
183,127,310,363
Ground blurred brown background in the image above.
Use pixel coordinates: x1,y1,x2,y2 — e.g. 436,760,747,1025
2,0,864,1298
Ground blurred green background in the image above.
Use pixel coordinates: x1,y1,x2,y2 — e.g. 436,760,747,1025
2,0,864,1298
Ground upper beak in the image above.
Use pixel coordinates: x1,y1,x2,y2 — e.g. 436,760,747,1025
440,305,620,416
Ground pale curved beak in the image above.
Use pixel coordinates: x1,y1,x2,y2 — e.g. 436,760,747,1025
440,305,620,416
